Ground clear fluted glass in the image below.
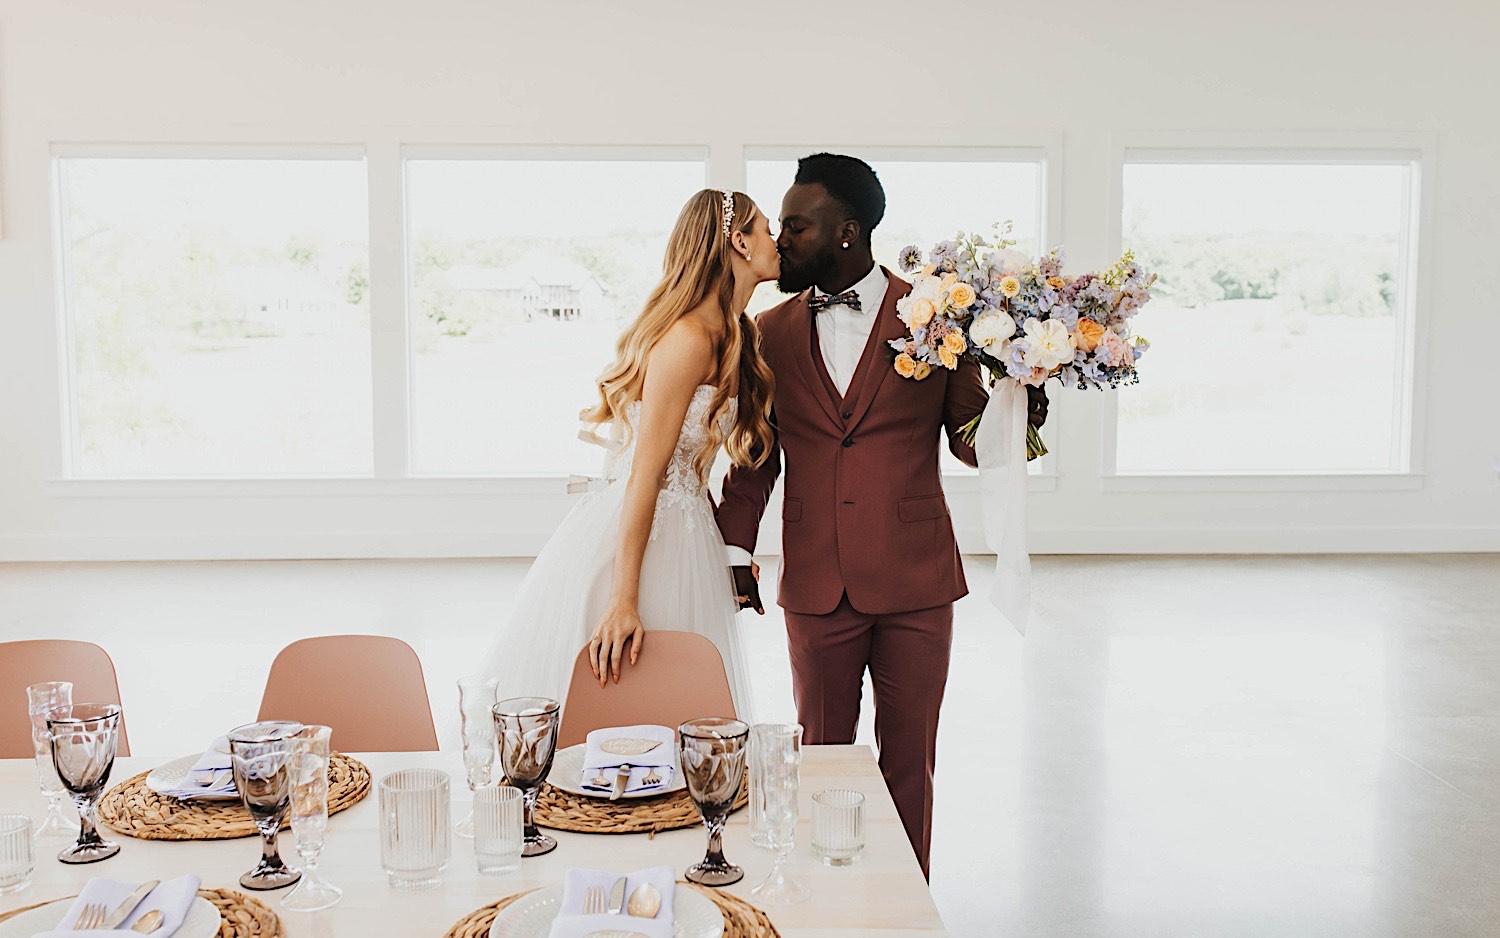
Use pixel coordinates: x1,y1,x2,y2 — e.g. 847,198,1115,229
455,676,499,839
282,724,340,911
26,682,75,841
750,723,808,904
378,768,451,889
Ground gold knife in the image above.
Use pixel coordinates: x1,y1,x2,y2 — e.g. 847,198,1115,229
101,879,159,929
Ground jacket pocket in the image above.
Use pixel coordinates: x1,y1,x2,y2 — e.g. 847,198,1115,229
783,497,803,522
897,494,947,523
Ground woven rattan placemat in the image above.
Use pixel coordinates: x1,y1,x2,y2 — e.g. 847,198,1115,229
441,881,779,938
534,779,748,836
96,752,370,841
0,887,283,937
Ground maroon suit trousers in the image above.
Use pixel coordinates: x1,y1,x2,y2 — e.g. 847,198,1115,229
785,593,953,878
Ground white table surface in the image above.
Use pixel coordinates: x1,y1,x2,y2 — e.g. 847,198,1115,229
0,746,947,937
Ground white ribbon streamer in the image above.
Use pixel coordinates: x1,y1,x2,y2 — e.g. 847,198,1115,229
974,379,1030,636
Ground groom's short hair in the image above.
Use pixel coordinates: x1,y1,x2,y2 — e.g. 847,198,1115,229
795,153,885,242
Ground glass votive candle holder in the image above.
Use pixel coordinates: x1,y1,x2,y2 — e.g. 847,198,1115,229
473,785,523,875
0,815,35,894
378,768,451,889
811,789,865,867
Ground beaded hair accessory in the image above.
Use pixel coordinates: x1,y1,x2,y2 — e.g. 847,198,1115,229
720,189,735,237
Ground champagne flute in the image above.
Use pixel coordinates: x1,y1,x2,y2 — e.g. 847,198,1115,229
228,720,303,890
27,682,75,841
679,717,749,886
491,697,560,858
749,723,809,904
282,725,340,911
455,676,499,838
45,703,121,864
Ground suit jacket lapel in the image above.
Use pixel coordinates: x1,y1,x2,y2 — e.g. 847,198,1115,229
843,270,911,430
786,291,844,429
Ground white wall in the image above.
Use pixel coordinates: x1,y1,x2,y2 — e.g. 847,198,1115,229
2,0,1497,561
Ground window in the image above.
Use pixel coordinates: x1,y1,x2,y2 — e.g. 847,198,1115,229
403,154,708,475
1116,157,1417,474
56,154,372,477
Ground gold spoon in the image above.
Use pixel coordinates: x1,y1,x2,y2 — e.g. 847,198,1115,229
626,882,662,918
131,909,164,933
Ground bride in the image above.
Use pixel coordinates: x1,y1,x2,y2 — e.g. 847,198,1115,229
478,189,779,718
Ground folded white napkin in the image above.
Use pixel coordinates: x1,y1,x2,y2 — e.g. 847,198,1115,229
32,873,202,938
581,725,675,796
547,866,675,938
161,737,235,800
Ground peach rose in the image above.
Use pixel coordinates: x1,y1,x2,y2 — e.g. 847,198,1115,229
998,276,1022,299
946,282,977,309
1046,276,1066,290
909,297,936,328
1074,318,1106,352
938,345,959,370
913,361,932,380
943,331,967,354
894,353,918,378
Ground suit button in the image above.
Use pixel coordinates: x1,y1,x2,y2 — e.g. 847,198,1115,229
842,438,854,448
842,411,852,419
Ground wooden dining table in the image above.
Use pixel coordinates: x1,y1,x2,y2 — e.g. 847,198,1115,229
0,745,948,937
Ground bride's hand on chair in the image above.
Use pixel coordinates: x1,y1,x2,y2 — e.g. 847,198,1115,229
589,603,646,686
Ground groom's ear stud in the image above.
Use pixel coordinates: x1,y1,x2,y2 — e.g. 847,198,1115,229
842,241,850,249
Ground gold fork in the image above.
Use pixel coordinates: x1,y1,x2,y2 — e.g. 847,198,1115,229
584,885,607,915
641,767,661,786
74,902,108,929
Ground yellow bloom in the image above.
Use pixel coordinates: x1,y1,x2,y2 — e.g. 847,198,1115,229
999,276,1022,299
946,282,977,309
909,297,936,328
894,352,918,378
943,331,967,354
913,361,932,380
938,345,958,370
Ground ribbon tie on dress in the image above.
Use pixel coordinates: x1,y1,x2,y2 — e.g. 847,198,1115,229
806,289,862,313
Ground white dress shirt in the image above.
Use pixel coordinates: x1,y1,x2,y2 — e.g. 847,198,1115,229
723,264,890,569
812,263,889,397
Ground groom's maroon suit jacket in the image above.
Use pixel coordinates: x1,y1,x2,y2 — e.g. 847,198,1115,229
716,270,989,615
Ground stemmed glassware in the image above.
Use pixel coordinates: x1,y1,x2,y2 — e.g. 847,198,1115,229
282,724,341,911
455,677,499,839
45,703,122,864
27,682,75,841
228,720,304,891
490,697,560,858
749,722,809,904
678,717,749,887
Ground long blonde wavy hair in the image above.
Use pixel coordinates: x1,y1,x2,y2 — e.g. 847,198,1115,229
581,189,775,480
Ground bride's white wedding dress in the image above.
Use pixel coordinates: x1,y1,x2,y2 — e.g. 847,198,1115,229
478,384,754,718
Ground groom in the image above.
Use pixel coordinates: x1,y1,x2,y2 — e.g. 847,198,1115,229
716,153,1046,877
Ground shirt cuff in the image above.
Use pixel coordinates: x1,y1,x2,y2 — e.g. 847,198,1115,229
724,545,754,567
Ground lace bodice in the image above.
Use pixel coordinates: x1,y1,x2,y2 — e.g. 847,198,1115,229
604,385,736,534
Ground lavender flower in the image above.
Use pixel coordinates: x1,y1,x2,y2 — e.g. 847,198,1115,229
898,245,923,273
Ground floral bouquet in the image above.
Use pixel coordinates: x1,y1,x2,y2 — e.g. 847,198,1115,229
890,223,1156,459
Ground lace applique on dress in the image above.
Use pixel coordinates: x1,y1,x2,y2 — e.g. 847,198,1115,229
607,385,736,538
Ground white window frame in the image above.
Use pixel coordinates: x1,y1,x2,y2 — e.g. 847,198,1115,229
742,143,1062,492
50,143,371,484
1101,132,1433,493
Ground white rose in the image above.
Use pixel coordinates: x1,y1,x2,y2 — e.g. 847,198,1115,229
1020,318,1076,371
968,312,1016,351
996,249,1031,276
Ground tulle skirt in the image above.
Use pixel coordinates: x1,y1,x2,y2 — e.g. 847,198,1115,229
477,481,755,722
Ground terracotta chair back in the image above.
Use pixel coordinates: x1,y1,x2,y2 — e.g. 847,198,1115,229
556,630,737,750
257,635,438,752
0,639,132,758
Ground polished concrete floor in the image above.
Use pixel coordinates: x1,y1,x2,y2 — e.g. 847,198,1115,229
3,554,1498,936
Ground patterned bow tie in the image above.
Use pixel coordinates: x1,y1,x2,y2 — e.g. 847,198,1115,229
806,289,862,313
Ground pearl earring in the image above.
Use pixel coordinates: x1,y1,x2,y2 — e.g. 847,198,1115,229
842,241,850,249
745,253,752,262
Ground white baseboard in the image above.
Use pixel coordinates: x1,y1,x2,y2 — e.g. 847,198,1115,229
1,526,1497,563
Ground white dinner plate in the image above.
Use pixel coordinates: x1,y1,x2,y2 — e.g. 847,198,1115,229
548,744,686,800
145,753,239,802
488,884,722,938
0,896,221,938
